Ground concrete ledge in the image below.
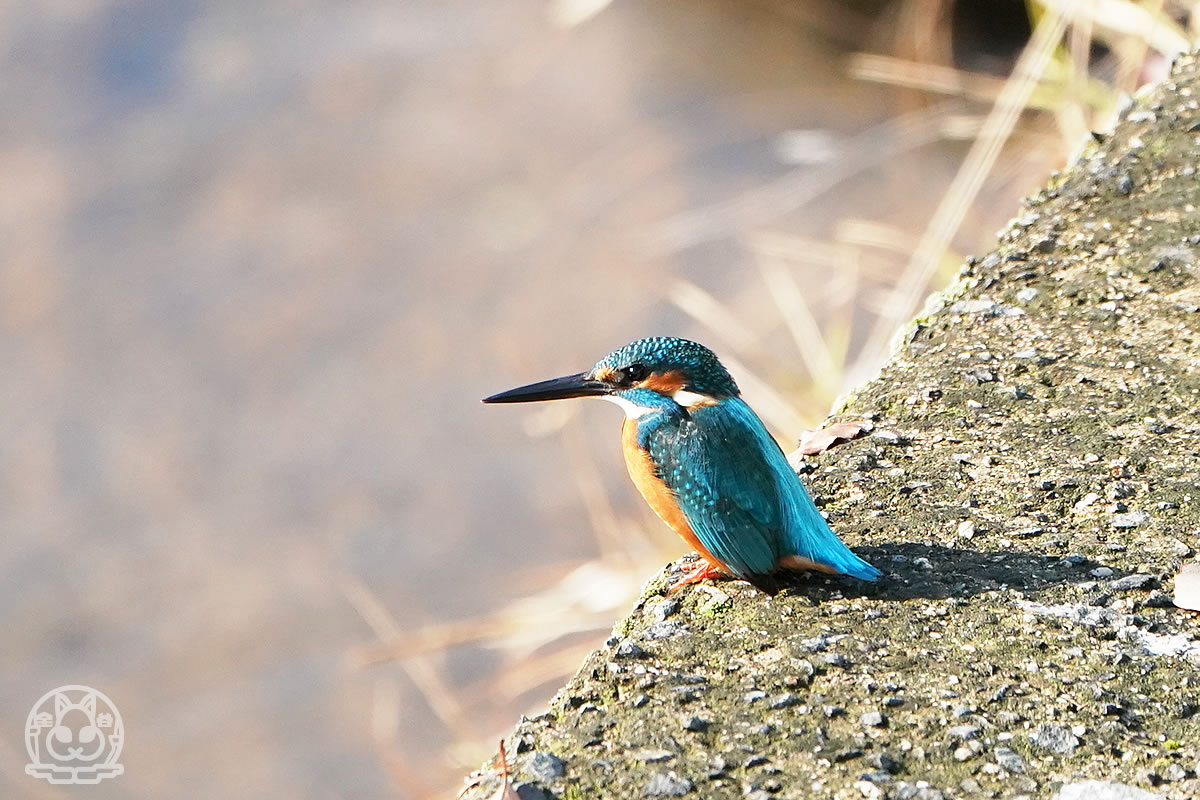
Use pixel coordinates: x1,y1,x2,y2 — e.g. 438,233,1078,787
464,51,1200,800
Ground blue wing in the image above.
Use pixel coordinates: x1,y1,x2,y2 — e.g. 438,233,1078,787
643,398,880,583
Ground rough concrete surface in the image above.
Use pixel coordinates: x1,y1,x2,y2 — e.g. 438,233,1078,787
463,51,1200,800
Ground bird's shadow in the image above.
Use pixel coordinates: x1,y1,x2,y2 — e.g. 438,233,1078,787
706,543,1120,602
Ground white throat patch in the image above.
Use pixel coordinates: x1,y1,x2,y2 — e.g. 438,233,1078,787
601,394,654,419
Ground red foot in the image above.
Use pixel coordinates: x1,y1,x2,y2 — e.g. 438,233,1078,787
667,558,728,593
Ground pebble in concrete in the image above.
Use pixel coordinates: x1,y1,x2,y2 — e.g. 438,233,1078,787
1030,723,1080,755
643,772,694,797
526,752,566,782
1053,780,1163,800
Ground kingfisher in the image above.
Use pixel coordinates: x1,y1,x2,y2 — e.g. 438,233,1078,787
483,337,880,593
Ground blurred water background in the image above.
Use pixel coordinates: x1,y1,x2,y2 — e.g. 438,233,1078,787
0,0,1188,798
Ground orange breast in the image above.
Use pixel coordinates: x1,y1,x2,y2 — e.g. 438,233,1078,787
621,419,721,565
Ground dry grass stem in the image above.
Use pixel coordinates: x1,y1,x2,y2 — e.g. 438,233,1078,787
861,3,1072,364
1040,0,1190,60
849,53,1010,102
667,281,759,353
340,575,477,742
757,253,839,393
353,558,646,666
647,105,955,254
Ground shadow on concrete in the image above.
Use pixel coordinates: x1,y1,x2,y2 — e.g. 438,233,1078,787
756,542,1114,601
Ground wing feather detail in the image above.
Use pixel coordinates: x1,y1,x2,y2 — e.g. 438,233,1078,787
643,398,880,583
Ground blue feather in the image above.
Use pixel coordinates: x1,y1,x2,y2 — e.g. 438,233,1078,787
640,397,880,584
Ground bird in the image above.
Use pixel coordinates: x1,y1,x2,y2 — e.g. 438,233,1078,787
482,336,880,593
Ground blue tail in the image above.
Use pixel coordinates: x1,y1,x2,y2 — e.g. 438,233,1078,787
723,399,881,581
779,472,881,581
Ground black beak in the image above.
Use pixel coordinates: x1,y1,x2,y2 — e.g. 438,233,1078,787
482,371,611,404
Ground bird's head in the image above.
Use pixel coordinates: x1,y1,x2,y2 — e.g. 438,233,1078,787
482,337,739,414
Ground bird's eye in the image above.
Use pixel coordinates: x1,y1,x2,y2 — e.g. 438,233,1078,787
621,363,649,384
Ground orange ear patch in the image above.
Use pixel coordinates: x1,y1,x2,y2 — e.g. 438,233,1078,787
637,370,687,394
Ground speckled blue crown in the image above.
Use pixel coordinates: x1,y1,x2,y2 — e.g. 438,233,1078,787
594,337,740,396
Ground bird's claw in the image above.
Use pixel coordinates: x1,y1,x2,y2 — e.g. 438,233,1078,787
667,558,727,593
